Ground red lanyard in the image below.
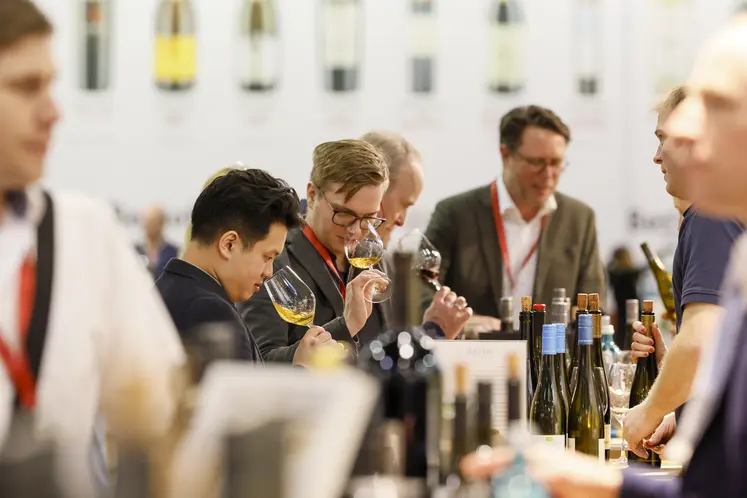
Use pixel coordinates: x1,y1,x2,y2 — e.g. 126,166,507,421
490,180,547,292
302,225,346,300
0,255,38,409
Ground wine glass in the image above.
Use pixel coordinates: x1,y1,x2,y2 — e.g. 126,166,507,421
608,362,636,466
396,229,442,290
344,223,393,303
264,266,316,326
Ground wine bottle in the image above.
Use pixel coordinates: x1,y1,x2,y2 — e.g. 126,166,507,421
154,0,197,91
410,0,436,94
529,324,566,449
640,242,677,324
487,0,524,94
625,299,639,351
500,296,514,333
551,288,570,368
238,0,279,92
358,251,442,490
519,296,535,411
569,293,588,397
475,381,493,448
588,293,611,461
567,314,604,461
554,323,570,419
81,0,110,91
530,303,546,394
321,0,361,92
575,0,601,95
628,300,661,467
450,364,469,479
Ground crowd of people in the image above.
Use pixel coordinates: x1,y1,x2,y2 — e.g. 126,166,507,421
3,0,747,496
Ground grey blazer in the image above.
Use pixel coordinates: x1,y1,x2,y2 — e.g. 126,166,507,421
422,184,606,315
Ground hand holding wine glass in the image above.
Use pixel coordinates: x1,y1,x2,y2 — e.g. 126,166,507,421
344,223,392,303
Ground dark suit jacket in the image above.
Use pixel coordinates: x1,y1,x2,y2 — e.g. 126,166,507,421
239,228,388,363
155,258,262,362
136,241,179,279
423,184,606,315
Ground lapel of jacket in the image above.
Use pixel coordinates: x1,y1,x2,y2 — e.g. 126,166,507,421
287,229,345,317
533,200,563,304
476,184,505,315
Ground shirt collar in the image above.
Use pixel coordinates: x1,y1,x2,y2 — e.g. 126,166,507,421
497,176,557,222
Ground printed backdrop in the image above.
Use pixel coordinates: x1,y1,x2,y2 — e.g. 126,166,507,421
35,0,738,304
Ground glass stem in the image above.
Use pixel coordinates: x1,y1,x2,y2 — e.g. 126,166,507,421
620,418,628,463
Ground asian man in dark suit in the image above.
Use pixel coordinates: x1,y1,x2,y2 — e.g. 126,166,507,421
156,168,328,362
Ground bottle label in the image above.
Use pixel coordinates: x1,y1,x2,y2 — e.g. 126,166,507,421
410,14,437,57
238,34,279,87
323,2,359,67
599,439,605,463
488,25,524,88
575,3,599,79
605,424,611,450
530,434,565,450
568,437,574,451
155,35,197,83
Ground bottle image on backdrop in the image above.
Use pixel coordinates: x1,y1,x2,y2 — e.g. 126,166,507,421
321,0,362,93
487,0,524,94
650,0,694,97
409,0,437,94
154,0,197,92
80,0,111,91
574,0,601,96
238,0,279,92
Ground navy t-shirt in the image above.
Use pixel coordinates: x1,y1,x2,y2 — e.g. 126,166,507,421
672,207,742,420
672,207,743,332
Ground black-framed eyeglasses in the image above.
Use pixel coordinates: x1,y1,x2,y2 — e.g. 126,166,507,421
319,191,386,231
513,151,569,173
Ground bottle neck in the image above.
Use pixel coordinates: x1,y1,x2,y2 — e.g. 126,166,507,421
578,343,594,372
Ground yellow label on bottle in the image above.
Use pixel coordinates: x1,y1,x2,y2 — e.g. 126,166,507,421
154,35,197,84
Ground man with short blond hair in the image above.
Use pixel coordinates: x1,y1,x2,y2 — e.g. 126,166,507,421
623,84,743,460
241,139,390,362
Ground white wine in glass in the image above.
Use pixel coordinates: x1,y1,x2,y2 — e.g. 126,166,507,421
264,266,316,326
345,223,392,303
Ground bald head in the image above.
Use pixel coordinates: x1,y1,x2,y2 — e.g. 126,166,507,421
664,15,747,222
142,205,166,241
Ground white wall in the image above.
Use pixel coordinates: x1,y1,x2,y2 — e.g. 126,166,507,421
35,0,735,269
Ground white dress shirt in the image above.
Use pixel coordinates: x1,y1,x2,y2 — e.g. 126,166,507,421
496,177,557,325
0,186,186,495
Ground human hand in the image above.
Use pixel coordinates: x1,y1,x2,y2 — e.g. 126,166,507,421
343,269,388,336
624,400,665,458
462,315,502,338
525,445,622,498
630,320,667,368
459,446,515,479
292,326,335,367
423,286,473,340
643,412,677,455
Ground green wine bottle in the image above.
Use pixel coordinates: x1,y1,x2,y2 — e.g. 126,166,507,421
628,300,662,467
554,323,570,421
567,314,604,461
589,293,611,461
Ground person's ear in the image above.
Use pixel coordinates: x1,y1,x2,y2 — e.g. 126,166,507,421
218,231,240,259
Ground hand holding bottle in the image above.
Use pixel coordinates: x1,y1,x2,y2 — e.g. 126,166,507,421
292,326,335,367
422,286,473,339
343,269,388,336
630,320,667,367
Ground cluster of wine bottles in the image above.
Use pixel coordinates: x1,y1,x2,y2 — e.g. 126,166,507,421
77,0,607,97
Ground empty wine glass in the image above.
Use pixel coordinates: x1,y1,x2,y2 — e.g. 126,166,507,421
264,266,316,326
344,223,392,303
608,362,637,466
396,229,442,290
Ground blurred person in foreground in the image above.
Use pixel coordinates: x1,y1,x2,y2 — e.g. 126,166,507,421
135,204,179,279
0,0,185,495
361,130,473,340
623,85,743,460
157,169,308,363
423,105,606,332
462,14,747,498
239,140,391,364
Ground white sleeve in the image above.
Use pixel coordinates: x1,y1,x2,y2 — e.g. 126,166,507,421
97,205,186,438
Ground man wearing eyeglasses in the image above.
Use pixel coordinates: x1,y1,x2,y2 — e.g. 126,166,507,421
423,105,606,334
240,139,391,364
